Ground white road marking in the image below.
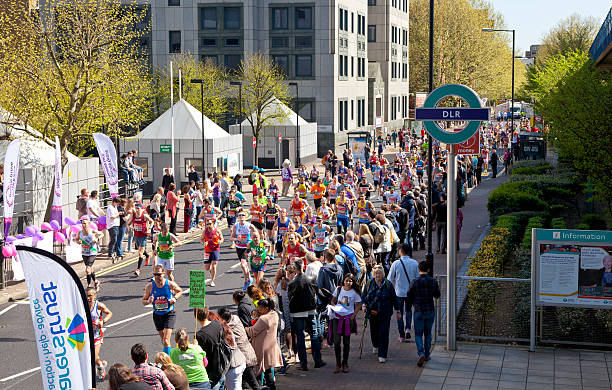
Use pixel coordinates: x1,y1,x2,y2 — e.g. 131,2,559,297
105,311,152,328
15,300,29,305
0,367,40,382
230,262,242,269
0,304,17,316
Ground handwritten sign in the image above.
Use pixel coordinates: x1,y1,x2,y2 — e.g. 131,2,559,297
189,270,206,308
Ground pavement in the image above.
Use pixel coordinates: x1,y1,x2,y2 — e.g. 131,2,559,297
0,144,518,389
415,342,612,390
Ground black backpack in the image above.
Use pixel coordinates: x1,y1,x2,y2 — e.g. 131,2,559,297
340,247,360,277
208,338,232,385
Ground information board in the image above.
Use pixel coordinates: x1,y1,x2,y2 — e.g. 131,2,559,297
534,229,612,308
189,270,207,308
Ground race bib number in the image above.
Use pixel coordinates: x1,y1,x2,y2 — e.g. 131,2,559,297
237,234,248,244
267,215,276,223
337,205,346,215
228,210,236,218
159,244,170,252
154,298,169,312
134,225,143,232
203,252,210,260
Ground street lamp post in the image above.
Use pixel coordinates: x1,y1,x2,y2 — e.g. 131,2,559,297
426,0,434,276
229,81,243,135
482,28,516,135
289,82,299,166
190,79,206,179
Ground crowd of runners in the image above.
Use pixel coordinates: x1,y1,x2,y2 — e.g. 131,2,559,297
78,122,515,389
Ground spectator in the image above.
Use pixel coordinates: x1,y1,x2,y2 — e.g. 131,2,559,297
288,259,326,371
220,171,230,212
150,187,167,222
130,343,175,390
169,328,210,389
304,251,323,280
120,154,135,184
433,193,447,254
232,290,255,328
182,185,192,233
154,352,189,390
87,190,104,221
344,231,365,285
407,261,441,367
188,165,201,185
194,307,227,390
281,159,293,197
162,168,175,196
115,198,127,258
106,197,121,259
245,298,283,390
130,150,144,182
317,249,344,295
387,243,419,342
166,183,179,235
108,363,150,390
209,311,247,390
76,188,89,218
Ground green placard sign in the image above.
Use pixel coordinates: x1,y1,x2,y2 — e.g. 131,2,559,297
160,144,172,153
189,270,206,308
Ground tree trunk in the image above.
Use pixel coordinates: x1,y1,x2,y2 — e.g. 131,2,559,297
43,146,68,222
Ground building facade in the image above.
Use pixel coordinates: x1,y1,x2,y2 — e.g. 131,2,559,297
140,0,408,155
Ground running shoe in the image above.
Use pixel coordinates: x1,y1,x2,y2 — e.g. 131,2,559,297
230,243,235,249
144,255,150,266
379,357,386,363
210,280,216,287
133,269,140,277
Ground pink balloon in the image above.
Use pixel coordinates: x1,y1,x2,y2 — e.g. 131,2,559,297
35,232,45,241
2,245,12,257
97,216,106,226
50,220,61,231
69,225,82,235
89,222,98,231
9,245,17,257
5,236,16,243
54,231,66,243
41,222,52,231
16,234,26,240
64,217,77,226
25,226,36,237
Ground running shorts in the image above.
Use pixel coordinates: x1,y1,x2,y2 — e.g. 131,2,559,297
134,236,147,249
204,250,220,264
153,310,176,331
156,257,175,271
82,255,96,267
252,221,265,231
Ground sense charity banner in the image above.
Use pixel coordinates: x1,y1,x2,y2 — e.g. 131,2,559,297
92,133,119,198
18,246,95,390
3,139,20,237
51,137,62,229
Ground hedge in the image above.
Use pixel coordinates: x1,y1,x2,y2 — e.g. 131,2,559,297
511,164,554,176
511,160,551,170
521,216,546,249
494,211,542,247
580,213,608,230
487,187,548,216
550,217,567,229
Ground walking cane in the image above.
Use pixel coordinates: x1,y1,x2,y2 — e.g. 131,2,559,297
359,316,368,359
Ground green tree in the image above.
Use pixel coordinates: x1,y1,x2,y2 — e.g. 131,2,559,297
523,51,612,208
154,53,229,125
0,0,153,218
409,0,525,101
536,14,599,64
236,53,291,165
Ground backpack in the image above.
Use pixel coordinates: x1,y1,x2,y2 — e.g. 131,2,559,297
76,197,87,215
209,339,232,385
340,246,360,277
373,223,387,244
386,213,400,233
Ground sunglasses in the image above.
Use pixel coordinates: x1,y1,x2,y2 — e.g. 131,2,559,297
153,273,163,276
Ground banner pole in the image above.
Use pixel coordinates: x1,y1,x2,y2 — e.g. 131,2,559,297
447,148,457,351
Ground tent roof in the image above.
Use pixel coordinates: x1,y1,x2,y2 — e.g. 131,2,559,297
241,97,309,127
0,108,80,167
136,99,231,140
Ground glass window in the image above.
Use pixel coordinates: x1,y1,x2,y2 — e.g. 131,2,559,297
339,8,343,31
271,7,288,29
169,30,181,53
271,37,288,47
272,55,289,76
368,0,376,5
368,25,376,42
295,55,312,77
201,55,217,65
134,157,149,178
295,36,312,48
201,8,217,30
200,38,216,47
185,158,202,179
224,54,242,72
224,7,241,30
168,0,180,5
224,37,240,47
295,7,312,29
298,101,313,122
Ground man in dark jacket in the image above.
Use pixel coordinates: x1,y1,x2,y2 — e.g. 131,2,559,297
288,260,326,370
317,250,344,294
233,290,255,328
399,193,418,255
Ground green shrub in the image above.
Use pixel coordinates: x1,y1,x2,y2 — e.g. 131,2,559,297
511,165,554,176
521,216,546,249
580,214,608,230
512,160,550,170
549,204,567,217
550,217,566,229
494,211,542,247
487,188,548,216
511,248,531,338
542,187,574,201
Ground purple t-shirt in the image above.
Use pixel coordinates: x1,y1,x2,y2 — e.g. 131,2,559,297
282,167,293,181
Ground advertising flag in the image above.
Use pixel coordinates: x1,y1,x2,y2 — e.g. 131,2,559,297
3,139,20,237
51,137,62,228
92,133,118,198
18,246,95,390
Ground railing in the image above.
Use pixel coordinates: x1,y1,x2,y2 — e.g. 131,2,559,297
590,7,612,62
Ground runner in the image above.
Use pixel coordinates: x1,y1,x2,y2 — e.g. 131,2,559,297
224,190,242,249
293,175,310,200
200,218,223,287
265,196,280,241
310,177,327,210
282,232,308,270
358,176,374,199
327,176,339,205
317,197,334,225
268,178,279,203
272,208,291,262
128,202,153,277
290,191,308,220
416,158,424,185
311,216,333,258
79,216,104,291
86,287,113,380
199,198,222,228
230,211,259,289
250,196,265,236
154,222,182,282
335,189,351,234
247,230,272,284
384,186,401,206
356,192,375,226
141,264,183,355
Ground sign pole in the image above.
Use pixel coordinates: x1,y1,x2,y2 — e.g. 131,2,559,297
278,133,282,175
447,148,457,351
530,228,536,352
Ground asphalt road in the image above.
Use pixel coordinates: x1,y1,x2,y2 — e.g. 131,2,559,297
0,146,502,390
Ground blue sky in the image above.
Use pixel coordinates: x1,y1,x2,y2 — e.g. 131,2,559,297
489,0,611,54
